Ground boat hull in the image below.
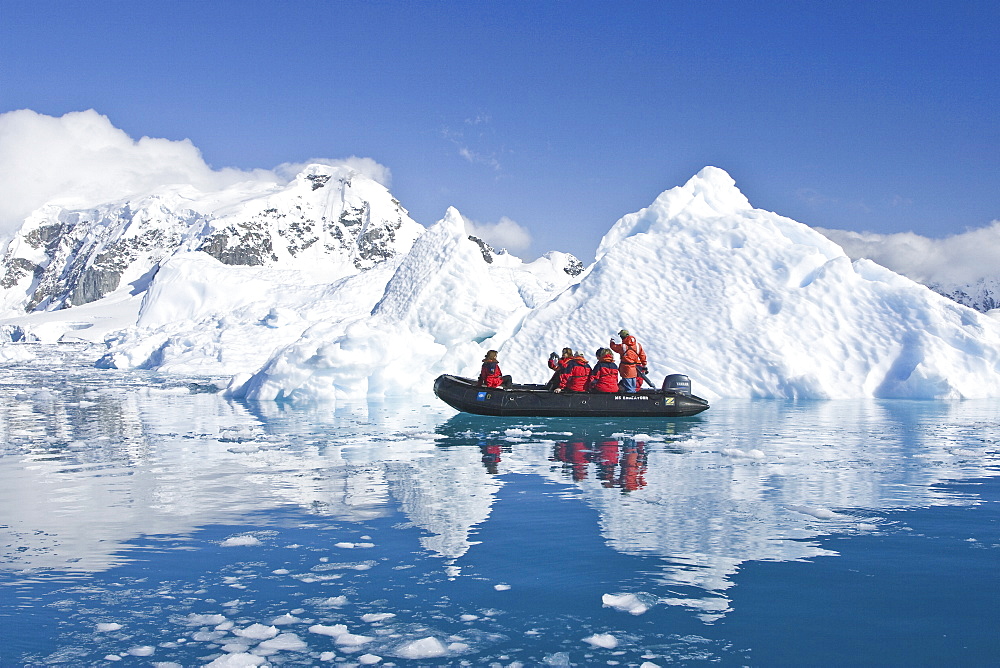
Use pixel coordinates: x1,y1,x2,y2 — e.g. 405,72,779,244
433,374,710,418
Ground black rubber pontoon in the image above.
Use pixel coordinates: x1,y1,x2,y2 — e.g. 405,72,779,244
433,374,710,418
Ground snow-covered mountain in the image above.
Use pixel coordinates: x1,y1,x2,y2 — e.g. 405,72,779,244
817,226,1000,314
932,278,999,313
2,166,1000,401
0,164,422,315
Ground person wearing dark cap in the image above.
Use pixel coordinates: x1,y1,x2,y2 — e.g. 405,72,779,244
610,329,647,392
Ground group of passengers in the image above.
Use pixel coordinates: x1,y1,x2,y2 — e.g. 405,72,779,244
477,329,648,394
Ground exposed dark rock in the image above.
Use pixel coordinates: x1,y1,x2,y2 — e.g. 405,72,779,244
305,174,331,190
468,235,495,264
563,257,585,276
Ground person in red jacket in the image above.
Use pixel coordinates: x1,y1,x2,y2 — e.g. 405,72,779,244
478,350,504,388
610,329,647,392
587,348,620,393
555,351,591,393
546,347,574,390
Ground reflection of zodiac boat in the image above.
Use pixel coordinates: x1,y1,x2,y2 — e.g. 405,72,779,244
433,374,710,417
436,414,681,491
551,438,648,492
435,413,703,444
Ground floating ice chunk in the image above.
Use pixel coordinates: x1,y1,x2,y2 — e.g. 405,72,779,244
258,632,308,652
220,642,251,653
336,542,356,548
183,613,228,626
504,428,532,437
220,534,263,547
359,654,383,665
640,662,662,668
271,613,301,625
104,656,121,662
0,345,36,363
459,614,479,621
319,651,337,661
602,593,651,615
227,444,261,454
204,652,267,667
336,632,374,646
127,646,155,656
315,596,348,607
308,623,373,646
723,448,765,459
544,651,571,665
397,636,449,659
193,630,227,641
310,624,348,637
494,584,511,591
96,622,122,632
582,633,618,649
234,623,278,640
361,613,396,623
218,426,258,442
787,505,850,520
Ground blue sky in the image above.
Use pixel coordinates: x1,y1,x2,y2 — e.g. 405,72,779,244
2,0,998,261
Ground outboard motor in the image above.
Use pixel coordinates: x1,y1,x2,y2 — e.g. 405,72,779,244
662,373,692,395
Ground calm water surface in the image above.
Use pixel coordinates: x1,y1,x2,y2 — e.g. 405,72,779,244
1,345,998,666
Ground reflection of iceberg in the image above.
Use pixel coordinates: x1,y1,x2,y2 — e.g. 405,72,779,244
510,400,1000,621
0,347,502,574
385,452,503,562
3,348,999,629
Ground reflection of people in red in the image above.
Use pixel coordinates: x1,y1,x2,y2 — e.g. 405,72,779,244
551,437,648,492
596,440,620,487
480,444,502,474
617,441,647,492
551,441,590,480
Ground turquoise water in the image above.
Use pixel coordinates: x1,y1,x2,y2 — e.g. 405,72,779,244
1,345,998,666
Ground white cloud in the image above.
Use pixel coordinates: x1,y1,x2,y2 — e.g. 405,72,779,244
461,213,532,254
457,146,500,170
274,157,392,188
817,222,1000,287
0,109,392,242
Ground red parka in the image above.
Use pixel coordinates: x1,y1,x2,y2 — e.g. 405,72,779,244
588,354,620,393
478,361,503,388
558,356,592,392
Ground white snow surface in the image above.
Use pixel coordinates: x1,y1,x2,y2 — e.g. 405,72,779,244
3,165,1000,400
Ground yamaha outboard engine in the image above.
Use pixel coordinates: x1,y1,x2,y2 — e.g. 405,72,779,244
662,374,692,395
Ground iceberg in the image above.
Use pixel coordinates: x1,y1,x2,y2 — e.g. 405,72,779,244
2,165,999,401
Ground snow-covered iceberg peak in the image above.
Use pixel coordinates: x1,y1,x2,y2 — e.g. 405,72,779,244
499,168,1000,399
371,207,533,347
596,166,754,258
233,206,582,403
